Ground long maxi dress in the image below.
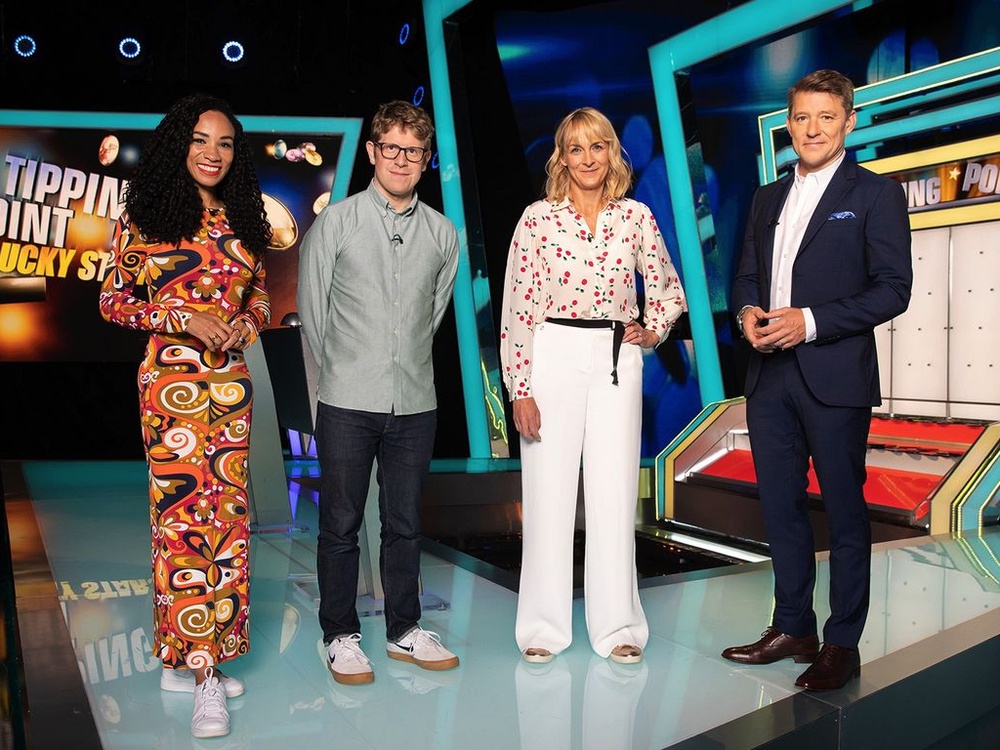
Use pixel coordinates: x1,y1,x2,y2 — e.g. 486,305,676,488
99,208,270,670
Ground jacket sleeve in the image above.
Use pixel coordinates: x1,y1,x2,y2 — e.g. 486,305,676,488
731,186,768,317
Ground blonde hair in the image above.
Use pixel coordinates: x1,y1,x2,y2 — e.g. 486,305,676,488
543,107,632,202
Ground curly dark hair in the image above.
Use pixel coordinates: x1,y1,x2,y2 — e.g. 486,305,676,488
123,93,272,256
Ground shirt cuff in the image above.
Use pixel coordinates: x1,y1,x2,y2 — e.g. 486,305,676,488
803,307,817,343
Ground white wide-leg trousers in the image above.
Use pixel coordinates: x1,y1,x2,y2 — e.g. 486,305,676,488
514,322,649,658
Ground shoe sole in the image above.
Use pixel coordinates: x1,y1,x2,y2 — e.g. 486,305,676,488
386,651,460,671
330,664,374,685
192,724,231,739
522,650,554,664
721,652,818,665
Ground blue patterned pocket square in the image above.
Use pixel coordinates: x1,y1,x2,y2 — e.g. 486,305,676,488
828,211,856,220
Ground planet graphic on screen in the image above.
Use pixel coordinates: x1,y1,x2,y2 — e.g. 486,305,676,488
98,135,119,166
262,193,297,250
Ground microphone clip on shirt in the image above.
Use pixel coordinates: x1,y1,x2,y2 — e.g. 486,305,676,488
391,234,404,245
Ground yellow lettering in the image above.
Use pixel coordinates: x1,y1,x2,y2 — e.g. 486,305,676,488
58,581,78,601
78,249,99,281
15,244,37,275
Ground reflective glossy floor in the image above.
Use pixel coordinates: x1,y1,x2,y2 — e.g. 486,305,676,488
8,459,1000,749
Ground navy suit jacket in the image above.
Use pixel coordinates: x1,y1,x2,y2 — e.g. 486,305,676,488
731,158,912,408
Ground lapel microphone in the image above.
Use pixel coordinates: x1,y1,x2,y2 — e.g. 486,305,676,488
392,234,403,245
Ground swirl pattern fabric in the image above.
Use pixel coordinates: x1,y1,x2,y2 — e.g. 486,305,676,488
100,209,269,669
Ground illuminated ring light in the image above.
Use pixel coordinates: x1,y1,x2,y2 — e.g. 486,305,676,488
222,40,245,63
118,37,141,60
13,35,37,58
412,85,425,107
399,22,410,45
431,151,439,170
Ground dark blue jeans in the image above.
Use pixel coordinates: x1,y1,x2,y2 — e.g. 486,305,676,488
315,402,436,644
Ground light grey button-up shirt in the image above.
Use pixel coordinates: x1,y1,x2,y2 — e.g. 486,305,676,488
297,180,460,415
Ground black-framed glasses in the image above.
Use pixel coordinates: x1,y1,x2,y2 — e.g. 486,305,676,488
373,141,430,162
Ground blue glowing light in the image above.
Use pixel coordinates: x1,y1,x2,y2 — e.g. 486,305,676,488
412,85,425,106
496,36,578,66
14,35,36,58
118,37,141,60
399,22,411,45
222,40,245,63
496,44,530,62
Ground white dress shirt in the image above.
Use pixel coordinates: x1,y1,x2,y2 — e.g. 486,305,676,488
771,150,845,342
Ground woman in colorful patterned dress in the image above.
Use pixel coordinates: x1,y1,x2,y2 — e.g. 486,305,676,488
99,94,272,739
500,107,687,666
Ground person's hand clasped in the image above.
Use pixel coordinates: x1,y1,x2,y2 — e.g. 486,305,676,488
186,311,247,352
624,320,657,348
513,397,542,442
742,306,805,353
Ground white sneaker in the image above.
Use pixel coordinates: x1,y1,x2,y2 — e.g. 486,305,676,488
386,627,459,671
191,668,230,739
161,667,246,698
327,633,374,685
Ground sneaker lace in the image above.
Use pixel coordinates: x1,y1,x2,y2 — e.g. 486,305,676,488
410,628,445,651
334,633,370,665
193,671,227,722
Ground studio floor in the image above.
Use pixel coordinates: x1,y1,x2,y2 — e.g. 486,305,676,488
6,459,1000,749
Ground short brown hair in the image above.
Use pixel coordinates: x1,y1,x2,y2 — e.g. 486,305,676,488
787,69,855,115
544,107,632,202
370,100,434,145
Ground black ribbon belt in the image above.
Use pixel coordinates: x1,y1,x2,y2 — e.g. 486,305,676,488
545,318,626,385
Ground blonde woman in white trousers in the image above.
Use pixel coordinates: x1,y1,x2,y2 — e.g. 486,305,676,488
500,107,686,664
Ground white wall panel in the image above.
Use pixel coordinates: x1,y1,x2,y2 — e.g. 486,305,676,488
949,222,1000,407
880,220,1000,420
951,402,1000,421
889,227,950,413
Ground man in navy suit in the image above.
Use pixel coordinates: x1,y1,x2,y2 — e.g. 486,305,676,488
722,69,912,690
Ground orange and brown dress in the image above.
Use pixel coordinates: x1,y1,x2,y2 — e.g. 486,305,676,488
99,208,269,670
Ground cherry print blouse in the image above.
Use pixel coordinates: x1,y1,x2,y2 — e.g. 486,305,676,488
499,196,686,400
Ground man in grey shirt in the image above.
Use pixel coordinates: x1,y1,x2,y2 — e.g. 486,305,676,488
297,100,460,686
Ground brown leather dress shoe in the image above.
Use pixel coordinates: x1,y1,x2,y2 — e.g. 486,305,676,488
721,627,820,665
794,644,861,690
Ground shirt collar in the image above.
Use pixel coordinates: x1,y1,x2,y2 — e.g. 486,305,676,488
548,195,622,213
795,150,845,190
367,179,418,217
